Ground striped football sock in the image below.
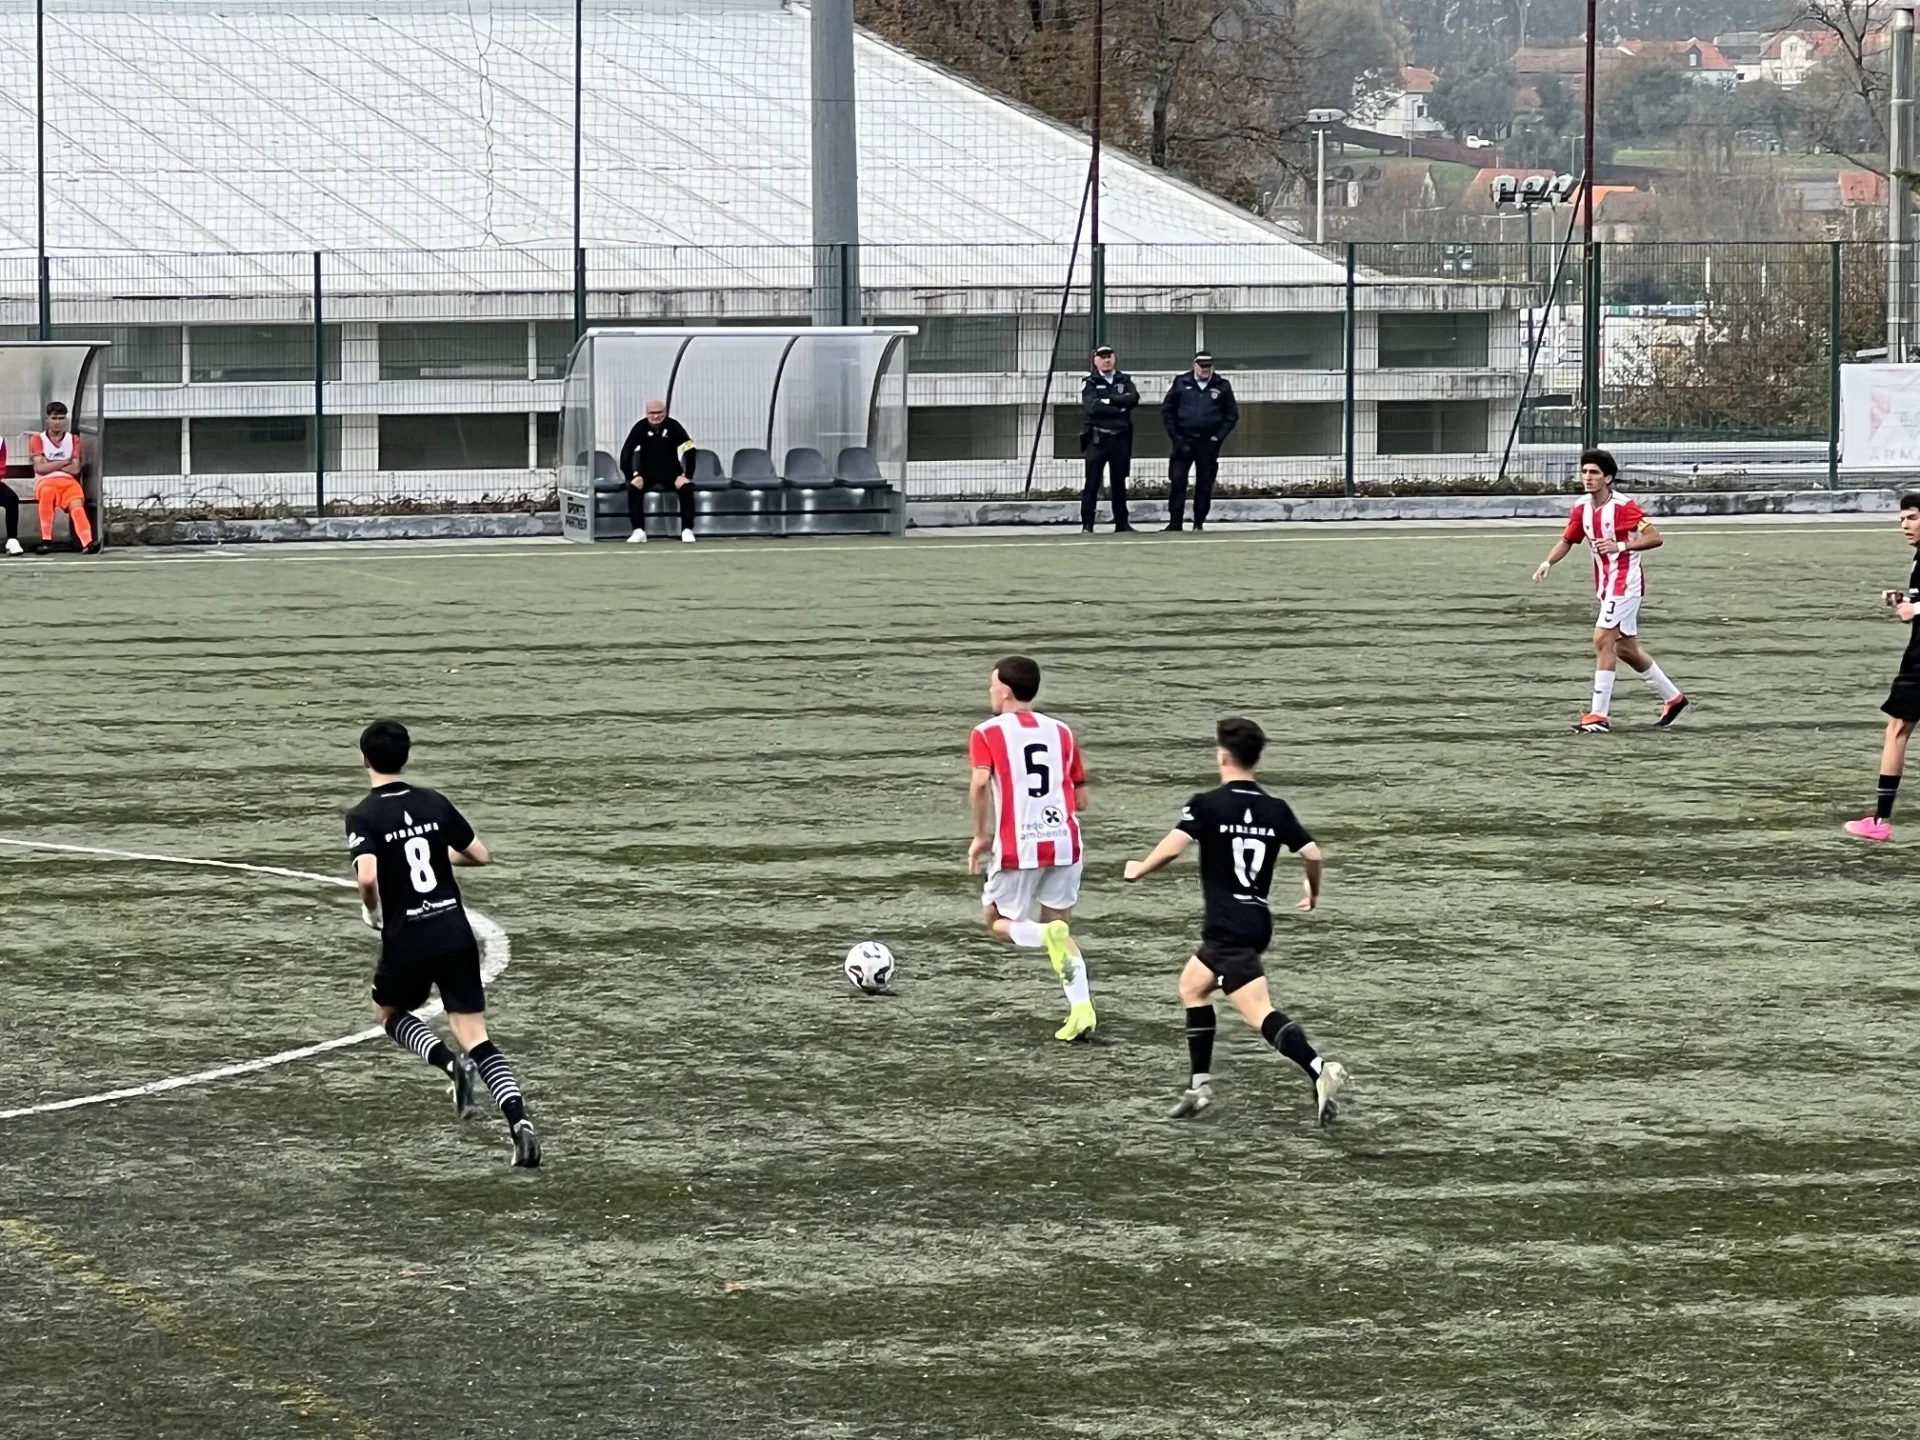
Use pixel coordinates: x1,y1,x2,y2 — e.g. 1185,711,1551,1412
468,1040,528,1127
384,1012,455,1076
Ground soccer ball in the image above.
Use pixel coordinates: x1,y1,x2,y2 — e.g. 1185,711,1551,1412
844,941,896,994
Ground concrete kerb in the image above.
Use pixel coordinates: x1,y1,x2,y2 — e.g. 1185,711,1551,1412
104,489,1906,547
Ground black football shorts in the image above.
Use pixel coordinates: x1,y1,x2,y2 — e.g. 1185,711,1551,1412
372,935,486,1015
1196,939,1267,995
1884,670,1920,722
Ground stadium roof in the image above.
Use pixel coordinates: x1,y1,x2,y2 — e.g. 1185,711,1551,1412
0,0,1343,294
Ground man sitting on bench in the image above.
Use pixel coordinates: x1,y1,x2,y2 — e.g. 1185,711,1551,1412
32,401,94,555
618,399,697,545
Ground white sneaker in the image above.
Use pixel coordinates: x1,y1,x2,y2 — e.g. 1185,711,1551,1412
3,538,20,555
1169,1084,1212,1120
626,529,647,544
1315,1060,1347,1127
681,529,696,543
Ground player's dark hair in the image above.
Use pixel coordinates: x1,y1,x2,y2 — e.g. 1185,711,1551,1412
44,401,67,418
1579,448,1618,478
1902,492,1920,512
1217,716,1265,769
995,655,1041,702
359,719,411,774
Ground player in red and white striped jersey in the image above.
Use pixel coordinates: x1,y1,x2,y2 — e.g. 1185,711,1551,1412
1532,449,1689,733
967,655,1100,1043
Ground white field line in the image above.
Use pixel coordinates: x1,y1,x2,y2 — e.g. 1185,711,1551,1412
0,837,509,1123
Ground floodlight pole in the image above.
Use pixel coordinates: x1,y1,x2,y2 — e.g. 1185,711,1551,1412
810,0,861,327
573,0,586,338
35,0,48,339
1890,7,1914,361
1580,0,1600,449
1088,0,1106,348
1315,126,1327,244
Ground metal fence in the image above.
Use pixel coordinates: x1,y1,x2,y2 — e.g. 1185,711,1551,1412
0,239,1899,522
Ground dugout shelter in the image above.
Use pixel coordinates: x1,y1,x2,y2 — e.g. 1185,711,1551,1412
0,341,108,548
558,326,911,542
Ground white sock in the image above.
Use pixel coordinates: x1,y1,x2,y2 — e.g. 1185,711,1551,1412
1590,669,1616,716
1641,663,1681,703
1061,953,1091,1008
1006,919,1044,948
1190,1070,1211,1090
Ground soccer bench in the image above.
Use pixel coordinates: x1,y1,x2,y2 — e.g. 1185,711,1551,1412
559,325,911,544
586,445,902,539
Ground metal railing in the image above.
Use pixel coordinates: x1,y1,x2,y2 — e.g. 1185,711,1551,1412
0,239,1897,521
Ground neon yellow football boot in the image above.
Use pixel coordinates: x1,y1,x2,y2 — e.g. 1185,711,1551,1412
1055,1000,1098,1042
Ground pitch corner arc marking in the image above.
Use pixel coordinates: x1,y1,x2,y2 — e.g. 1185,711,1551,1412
0,835,510,1124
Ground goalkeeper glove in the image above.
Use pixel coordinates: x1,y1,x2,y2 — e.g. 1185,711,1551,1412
361,903,382,932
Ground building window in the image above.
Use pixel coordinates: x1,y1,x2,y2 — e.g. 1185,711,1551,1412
51,326,182,385
1051,406,1172,460
879,316,1019,374
536,412,560,468
1378,313,1489,368
536,321,576,379
379,413,531,470
1377,400,1489,454
381,322,528,380
190,326,342,383
1231,402,1343,455
1054,314,1197,372
1202,314,1342,370
909,405,1019,461
190,416,341,472
104,418,181,474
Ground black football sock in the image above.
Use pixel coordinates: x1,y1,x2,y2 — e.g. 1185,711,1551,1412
1185,1005,1216,1087
1876,773,1901,821
384,1012,455,1076
1259,1010,1323,1080
468,1040,528,1128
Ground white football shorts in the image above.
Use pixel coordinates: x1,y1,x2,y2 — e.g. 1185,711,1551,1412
1595,595,1641,636
982,861,1083,918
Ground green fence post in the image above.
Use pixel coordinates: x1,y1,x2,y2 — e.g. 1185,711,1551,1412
1829,240,1842,491
1582,240,1602,450
1090,242,1107,346
313,251,325,518
1344,242,1356,498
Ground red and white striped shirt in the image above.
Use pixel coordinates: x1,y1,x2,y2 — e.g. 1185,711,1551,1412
968,710,1085,871
1563,493,1649,599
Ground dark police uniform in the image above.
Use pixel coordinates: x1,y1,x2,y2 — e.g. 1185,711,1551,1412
1080,359,1140,531
1162,362,1238,529
1175,781,1314,993
346,781,486,1014
618,414,698,534
1885,551,1920,720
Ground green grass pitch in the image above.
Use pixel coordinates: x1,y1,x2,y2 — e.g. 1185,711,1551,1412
3,522,1919,1439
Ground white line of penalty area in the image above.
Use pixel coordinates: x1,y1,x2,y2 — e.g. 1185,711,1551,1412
0,837,509,1123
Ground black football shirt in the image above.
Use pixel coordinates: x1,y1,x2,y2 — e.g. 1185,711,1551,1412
345,782,476,955
1175,781,1314,947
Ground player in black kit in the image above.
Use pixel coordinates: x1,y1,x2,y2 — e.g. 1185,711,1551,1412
1124,716,1347,1124
346,719,541,1167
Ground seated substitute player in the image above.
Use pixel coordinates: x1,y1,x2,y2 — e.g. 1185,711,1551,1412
1123,716,1347,1125
30,401,95,554
1843,493,1920,842
347,719,541,1168
967,655,1100,1042
618,398,697,544
1532,448,1688,734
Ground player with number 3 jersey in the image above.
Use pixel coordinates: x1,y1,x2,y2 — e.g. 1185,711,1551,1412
1125,717,1346,1124
1532,448,1688,734
346,719,541,1167
967,655,1101,1043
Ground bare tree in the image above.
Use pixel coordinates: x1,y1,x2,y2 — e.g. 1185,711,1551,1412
1799,0,1890,173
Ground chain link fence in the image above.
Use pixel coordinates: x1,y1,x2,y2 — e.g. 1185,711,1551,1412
0,240,1897,522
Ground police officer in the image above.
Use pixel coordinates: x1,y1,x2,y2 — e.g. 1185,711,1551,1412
1079,344,1140,533
1162,351,1238,532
